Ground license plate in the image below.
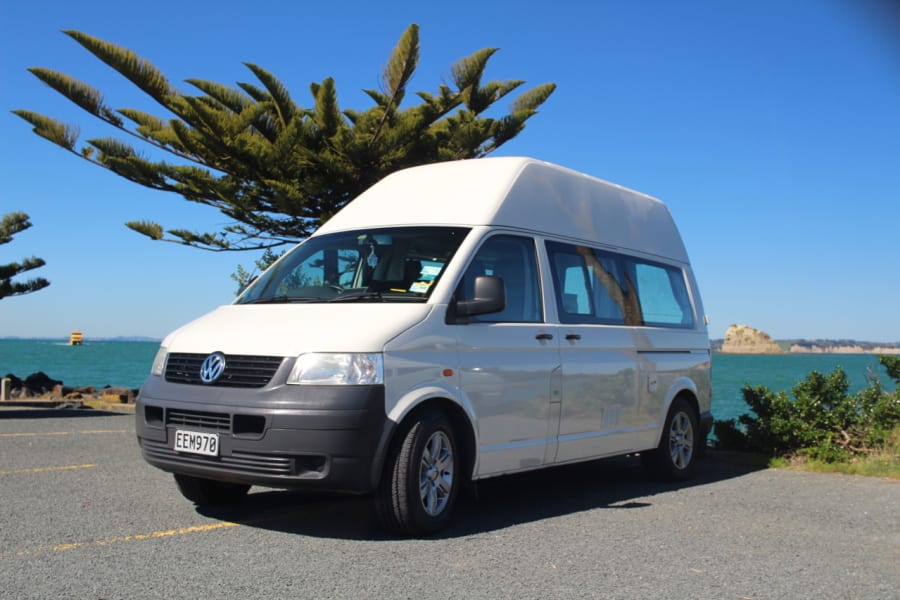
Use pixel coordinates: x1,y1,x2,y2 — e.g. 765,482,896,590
174,430,219,456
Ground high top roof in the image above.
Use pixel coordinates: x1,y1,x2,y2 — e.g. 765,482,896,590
316,157,688,262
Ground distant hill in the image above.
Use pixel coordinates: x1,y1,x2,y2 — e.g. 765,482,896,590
784,340,900,354
712,328,900,354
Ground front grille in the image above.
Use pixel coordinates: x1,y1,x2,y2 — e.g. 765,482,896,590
141,439,296,476
165,353,284,388
166,408,231,432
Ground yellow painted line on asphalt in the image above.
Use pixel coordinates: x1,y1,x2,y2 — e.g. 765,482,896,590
0,431,70,438
0,464,96,476
0,429,131,438
77,429,133,435
0,521,242,559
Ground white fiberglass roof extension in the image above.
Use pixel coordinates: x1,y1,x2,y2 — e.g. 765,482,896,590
317,157,689,263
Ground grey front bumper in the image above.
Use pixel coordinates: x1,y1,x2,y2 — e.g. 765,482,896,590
135,378,391,493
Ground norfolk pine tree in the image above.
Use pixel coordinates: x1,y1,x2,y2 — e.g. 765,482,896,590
0,212,50,300
14,25,555,258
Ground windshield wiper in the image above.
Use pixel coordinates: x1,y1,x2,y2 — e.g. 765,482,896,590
326,290,384,303
327,290,427,303
243,296,319,304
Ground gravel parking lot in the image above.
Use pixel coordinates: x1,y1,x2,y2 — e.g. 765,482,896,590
1,408,898,599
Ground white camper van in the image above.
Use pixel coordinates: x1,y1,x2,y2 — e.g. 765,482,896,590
136,157,711,535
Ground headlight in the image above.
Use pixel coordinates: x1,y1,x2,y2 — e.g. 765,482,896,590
150,346,168,377
287,353,383,385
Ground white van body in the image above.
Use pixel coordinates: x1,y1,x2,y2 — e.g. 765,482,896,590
136,157,711,534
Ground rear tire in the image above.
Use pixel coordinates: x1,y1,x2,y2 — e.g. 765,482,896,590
642,397,699,481
173,474,250,505
375,410,459,536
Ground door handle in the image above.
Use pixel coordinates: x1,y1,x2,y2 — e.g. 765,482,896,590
535,333,554,341
565,333,581,341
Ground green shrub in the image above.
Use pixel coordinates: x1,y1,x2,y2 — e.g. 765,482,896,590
713,355,900,463
880,355,900,381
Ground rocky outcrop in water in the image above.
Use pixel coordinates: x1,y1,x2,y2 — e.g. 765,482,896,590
720,324,783,354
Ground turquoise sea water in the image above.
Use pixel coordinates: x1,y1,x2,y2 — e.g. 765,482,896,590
0,339,895,422
0,339,159,391
711,353,894,422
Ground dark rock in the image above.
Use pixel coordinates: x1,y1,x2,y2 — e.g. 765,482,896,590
101,385,136,403
3,373,23,390
24,372,63,395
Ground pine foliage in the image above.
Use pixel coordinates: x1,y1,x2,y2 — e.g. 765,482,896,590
0,212,50,299
14,24,556,252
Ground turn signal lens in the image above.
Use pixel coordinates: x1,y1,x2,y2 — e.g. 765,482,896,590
150,346,168,377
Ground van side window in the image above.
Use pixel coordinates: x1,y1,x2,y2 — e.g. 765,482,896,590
625,259,695,327
458,235,542,323
545,241,636,325
546,241,693,328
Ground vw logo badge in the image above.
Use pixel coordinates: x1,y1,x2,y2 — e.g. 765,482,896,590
199,352,226,384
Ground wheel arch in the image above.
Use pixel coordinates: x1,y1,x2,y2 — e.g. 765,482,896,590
370,393,478,491
652,380,702,449
675,388,701,424
667,377,701,418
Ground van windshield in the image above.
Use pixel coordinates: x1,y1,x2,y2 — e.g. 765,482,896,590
236,227,470,305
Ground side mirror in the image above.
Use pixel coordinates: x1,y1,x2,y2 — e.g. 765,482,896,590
456,275,505,317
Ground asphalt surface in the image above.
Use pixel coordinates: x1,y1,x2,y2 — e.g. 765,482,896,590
1,407,898,599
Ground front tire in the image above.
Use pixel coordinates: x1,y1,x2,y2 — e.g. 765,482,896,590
173,474,250,505
375,410,459,536
642,397,699,481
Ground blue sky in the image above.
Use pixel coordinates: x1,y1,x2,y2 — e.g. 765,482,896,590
1,0,898,341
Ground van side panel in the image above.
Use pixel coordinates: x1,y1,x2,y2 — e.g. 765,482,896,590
633,330,712,449
381,305,563,479
555,326,640,462
381,308,465,423
454,322,561,476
